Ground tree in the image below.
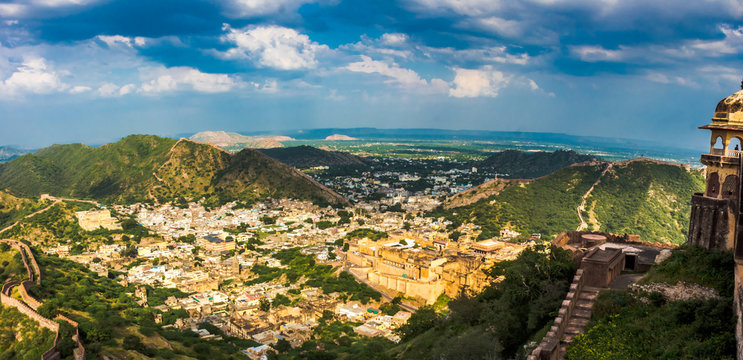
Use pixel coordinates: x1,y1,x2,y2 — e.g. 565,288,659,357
274,339,291,353
259,298,271,312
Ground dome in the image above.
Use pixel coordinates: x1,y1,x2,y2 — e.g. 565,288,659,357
714,89,743,122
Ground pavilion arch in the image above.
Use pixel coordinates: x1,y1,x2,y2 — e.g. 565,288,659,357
728,136,743,152
711,135,724,154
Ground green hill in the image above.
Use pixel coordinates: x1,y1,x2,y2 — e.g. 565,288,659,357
434,159,703,244
259,145,369,169
477,149,597,179
0,135,347,206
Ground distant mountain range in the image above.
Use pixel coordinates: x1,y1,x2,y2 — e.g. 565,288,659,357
0,146,31,162
0,135,347,206
259,145,369,169
477,149,597,179
190,131,292,149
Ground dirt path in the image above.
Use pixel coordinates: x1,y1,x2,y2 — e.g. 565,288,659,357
576,163,612,231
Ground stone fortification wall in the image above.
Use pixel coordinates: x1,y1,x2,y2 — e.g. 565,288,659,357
1,238,85,360
527,269,585,360
367,272,445,304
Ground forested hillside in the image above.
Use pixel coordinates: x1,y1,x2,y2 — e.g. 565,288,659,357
585,161,704,244
435,160,704,243
477,149,597,179
259,145,369,169
432,163,606,239
0,135,347,207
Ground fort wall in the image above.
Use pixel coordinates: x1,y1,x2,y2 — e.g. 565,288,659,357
527,269,585,360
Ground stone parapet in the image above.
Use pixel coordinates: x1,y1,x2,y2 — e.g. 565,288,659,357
527,269,585,360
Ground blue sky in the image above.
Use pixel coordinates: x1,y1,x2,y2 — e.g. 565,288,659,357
0,0,741,149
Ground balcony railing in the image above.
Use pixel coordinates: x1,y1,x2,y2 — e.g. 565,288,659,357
710,148,743,157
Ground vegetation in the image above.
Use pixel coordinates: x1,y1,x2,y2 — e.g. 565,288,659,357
586,161,705,244
0,190,47,232
567,246,735,359
0,307,56,360
22,248,265,359
0,135,347,206
259,145,369,169
435,160,704,243
432,164,605,239
247,248,382,303
345,228,388,241
477,149,596,179
393,244,576,359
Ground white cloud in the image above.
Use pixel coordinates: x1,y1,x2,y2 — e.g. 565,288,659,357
571,45,626,62
32,0,97,7
97,35,135,48
691,25,743,57
346,55,448,93
0,57,69,97
475,16,524,38
69,85,91,94
380,33,409,46
139,66,242,94
0,4,26,17
449,66,510,98
227,0,317,17
97,82,136,97
220,24,329,70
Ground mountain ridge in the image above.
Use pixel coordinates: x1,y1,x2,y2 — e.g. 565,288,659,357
0,135,347,206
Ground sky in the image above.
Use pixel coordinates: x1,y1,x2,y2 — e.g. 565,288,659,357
0,0,741,149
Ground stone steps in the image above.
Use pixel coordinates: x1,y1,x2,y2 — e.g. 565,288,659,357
557,287,603,359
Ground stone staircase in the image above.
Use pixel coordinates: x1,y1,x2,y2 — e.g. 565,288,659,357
558,286,601,357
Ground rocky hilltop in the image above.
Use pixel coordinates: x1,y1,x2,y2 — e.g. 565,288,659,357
190,131,293,149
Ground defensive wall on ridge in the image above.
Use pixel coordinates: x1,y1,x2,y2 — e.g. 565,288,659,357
0,238,85,360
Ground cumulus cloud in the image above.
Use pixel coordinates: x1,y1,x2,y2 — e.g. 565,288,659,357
449,66,510,98
97,82,136,97
691,25,743,57
139,66,242,94
220,24,329,70
346,55,448,93
0,57,69,97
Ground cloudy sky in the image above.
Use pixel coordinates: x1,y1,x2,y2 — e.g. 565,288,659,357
0,0,741,149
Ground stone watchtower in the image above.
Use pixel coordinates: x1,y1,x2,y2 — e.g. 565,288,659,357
688,85,743,256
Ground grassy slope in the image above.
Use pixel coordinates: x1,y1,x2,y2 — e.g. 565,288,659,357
434,164,606,239
586,161,704,244
438,160,703,244
0,190,47,230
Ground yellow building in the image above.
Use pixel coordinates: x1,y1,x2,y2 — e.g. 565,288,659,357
199,235,236,253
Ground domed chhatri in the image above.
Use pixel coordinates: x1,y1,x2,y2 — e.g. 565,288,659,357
713,89,743,123
689,84,743,253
